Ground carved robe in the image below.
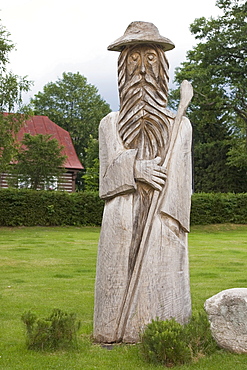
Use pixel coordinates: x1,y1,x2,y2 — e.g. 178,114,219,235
94,110,192,343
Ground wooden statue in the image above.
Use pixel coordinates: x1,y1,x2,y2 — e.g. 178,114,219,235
94,21,193,343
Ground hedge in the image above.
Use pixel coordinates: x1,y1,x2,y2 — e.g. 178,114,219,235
190,192,247,225
0,189,104,227
0,189,246,227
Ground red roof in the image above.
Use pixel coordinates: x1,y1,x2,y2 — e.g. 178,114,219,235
17,115,83,171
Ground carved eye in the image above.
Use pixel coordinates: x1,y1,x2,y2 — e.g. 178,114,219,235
147,53,156,62
131,53,140,62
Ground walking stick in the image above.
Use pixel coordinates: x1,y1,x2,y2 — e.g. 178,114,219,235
115,80,193,341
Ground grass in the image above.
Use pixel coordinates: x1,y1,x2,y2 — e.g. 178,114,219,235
0,224,247,369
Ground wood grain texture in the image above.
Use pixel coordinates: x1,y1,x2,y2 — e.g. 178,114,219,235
94,112,192,343
94,25,193,343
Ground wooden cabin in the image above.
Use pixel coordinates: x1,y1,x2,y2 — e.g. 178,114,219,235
0,115,83,192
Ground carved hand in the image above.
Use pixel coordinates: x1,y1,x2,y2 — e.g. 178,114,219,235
134,156,167,191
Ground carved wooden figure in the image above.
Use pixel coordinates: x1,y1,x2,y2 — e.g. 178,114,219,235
94,21,193,343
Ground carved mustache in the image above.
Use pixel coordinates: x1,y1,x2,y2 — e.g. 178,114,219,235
118,80,171,160
118,80,170,134
119,73,168,108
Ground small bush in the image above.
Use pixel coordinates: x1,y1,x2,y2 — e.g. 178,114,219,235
141,318,192,366
140,312,217,367
185,311,218,357
21,308,81,351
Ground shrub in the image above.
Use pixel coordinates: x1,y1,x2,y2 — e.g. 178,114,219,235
191,192,247,225
141,318,191,366
0,189,246,226
21,309,81,351
185,311,218,358
140,312,217,367
0,188,104,226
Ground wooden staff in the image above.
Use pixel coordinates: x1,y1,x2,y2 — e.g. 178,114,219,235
115,80,194,341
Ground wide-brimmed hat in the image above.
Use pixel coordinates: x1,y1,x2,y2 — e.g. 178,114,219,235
108,21,175,52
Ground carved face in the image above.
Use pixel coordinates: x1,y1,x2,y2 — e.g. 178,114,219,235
126,46,160,80
117,44,170,160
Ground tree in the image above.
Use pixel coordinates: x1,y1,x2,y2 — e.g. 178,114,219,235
31,72,111,164
0,113,23,174
83,135,99,191
0,20,32,175
170,0,247,192
9,133,67,190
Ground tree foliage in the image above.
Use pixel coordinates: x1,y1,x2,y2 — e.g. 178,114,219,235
0,20,32,112
0,113,24,174
8,133,67,190
170,0,247,192
0,20,32,174
31,72,111,164
0,22,14,68
82,135,99,191
83,157,99,191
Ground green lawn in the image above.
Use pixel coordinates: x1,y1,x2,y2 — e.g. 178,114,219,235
0,224,247,369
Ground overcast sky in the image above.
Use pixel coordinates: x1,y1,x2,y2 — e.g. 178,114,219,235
1,0,221,111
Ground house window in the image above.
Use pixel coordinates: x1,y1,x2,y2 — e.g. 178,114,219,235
17,176,58,190
18,178,31,189
44,177,58,191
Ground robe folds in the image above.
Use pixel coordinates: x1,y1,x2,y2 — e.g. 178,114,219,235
94,111,192,343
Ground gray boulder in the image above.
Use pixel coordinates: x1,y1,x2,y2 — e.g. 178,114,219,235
204,288,247,353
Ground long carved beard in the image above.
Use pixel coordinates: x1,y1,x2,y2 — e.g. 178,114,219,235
116,45,172,278
117,45,171,162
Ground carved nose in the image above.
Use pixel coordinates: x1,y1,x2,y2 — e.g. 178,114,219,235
140,62,146,75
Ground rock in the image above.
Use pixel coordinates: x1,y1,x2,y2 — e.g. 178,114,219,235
204,288,247,353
